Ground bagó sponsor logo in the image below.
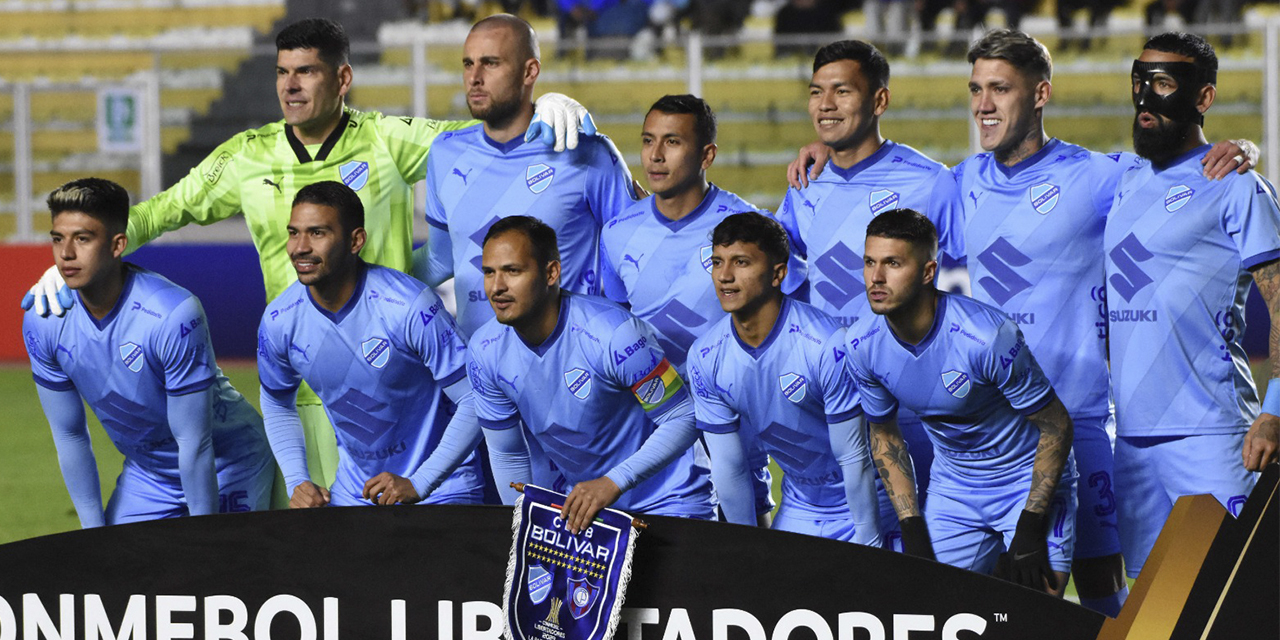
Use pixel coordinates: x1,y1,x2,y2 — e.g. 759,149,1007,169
1164,185,1194,212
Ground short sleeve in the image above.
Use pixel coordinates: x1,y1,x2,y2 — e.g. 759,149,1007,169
405,288,469,387
816,329,862,424
585,135,637,227
423,147,450,232
1224,174,1280,270
23,312,73,391
468,354,519,430
154,296,217,396
379,114,477,185
256,314,301,396
927,167,965,262
686,348,739,433
598,236,629,303
981,319,1054,415
606,316,688,418
846,340,897,422
1089,152,1139,222
775,187,809,259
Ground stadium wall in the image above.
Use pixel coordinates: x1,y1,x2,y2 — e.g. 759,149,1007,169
0,244,1272,363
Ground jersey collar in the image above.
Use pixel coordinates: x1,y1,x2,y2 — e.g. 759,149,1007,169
826,140,895,181
650,184,721,232
1155,143,1214,173
731,296,791,360
285,110,352,164
890,291,947,357
994,137,1061,178
519,290,571,357
481,129,526,154
79,264,138,332
306,261,368,324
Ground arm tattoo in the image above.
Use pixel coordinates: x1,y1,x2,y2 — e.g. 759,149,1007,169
869,420,921,519
1250,260,1280,380
1024,397,1073,514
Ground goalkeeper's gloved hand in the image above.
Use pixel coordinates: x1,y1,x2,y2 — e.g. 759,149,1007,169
899,515,935,561
21,265,73,317
994,509,1057,591
527,93,597,153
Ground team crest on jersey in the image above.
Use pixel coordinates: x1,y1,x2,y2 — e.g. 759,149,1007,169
564,368,592,399
941,370,971,398
700,245,714,272
527,565,553,604
361,338,391,369
527,164,555,194
869,189,900,215
779,373,807,403
568,577,601,619
118,342,144,372
1029,183,1060,214
1164,185,1194,212
339,161,369,191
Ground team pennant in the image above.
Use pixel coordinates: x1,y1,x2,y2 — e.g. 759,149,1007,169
504,484,642,640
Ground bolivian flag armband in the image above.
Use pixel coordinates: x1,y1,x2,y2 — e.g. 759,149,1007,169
631,359,684,412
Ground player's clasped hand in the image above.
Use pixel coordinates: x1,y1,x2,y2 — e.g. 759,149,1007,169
996,510,1057,592
560,476,622,534
363,472,421,505
289,481,331,509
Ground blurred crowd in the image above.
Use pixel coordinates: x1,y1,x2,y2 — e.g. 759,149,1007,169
408,0,1276,59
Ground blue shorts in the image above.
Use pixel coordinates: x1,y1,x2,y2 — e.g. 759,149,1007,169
772,508,860,542
1072,415,1121,560
1114,433,1256,578
328,453,486,507
926,475,1077,575
106,448,274,525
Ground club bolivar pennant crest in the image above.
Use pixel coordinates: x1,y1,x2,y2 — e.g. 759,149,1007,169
504,484,642,640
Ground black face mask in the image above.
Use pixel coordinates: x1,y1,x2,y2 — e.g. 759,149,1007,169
1131,59,1214,127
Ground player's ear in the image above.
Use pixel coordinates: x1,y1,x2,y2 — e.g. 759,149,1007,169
770,260,787,288
701,142,717,171
350,227,367,255
872,86,890,117
1196,83,1216,114
922,258,937,287
336,63,353,98
544,259,561,287
524,57,540,88
110,232,128,259
1034,80,1052,110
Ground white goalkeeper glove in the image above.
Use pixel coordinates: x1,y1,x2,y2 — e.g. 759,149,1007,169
527,93,597,153
21,265,73,317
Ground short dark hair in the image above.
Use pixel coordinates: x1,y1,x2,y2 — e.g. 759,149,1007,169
967,29,1053,81
812,40,890,90
293,181,364,234
711,211,790,267
277,18,349,70
47,177,130,235
1142,32,1218,83
648,94,717,147
483,215,560,267
865,209,937,259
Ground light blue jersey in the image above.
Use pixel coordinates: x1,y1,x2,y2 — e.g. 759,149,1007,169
1105,144,1280,437
687,299,876,534
600,184,762,369
24,265,271,522
776,140,961,326
423,124,636,338
468,292,714,517
954,139,1139,420
257,263,484,506
847,292,1066,487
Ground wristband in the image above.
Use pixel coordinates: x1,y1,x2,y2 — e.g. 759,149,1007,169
1263,379,1280,416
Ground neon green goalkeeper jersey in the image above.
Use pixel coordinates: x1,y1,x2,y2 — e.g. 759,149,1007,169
127,107,476,404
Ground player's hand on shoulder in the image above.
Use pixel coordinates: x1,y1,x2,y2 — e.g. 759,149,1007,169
1201,139,1257,180
1244,412,1280,471
560,476,622,534
20,264,73,317
787,141,830,190
529,93,596,153
289,481,331,509
363,472,421,505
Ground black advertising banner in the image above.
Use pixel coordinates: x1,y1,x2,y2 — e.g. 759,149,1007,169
0,505,1103,639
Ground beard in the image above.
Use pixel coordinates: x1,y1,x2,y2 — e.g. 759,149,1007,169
468,90,523,128
1132,114,1194,165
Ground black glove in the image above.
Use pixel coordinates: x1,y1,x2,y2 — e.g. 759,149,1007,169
899,515,935,561
995,510,1057,591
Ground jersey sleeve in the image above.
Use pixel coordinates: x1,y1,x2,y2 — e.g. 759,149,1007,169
405,288,469,387
127,134,246,249
585,135,637,226
468,354,520,430
598,234,629,303
686,348,739,433
1089,152,1139,222
23,312,73,391
256,315,302,396
775,187,810,259
153,296,217,396
847,339,898,422
606,316,688,420
927,167,965,262
817,329,862,423
981,318,1055,415
1223,173,1280,270
378,114,479,184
